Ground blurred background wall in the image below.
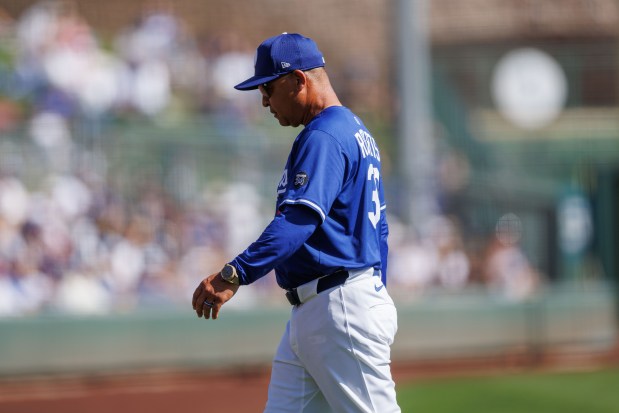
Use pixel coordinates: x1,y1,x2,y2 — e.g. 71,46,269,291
0,0,617,376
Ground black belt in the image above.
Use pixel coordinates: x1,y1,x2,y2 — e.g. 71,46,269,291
285,270,349,306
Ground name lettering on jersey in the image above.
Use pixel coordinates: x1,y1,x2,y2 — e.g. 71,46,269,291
277,169,288,194
354,129,380,161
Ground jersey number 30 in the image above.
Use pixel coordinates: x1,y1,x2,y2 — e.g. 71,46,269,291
367,164,381,229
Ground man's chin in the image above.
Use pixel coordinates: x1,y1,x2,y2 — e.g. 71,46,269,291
275,117,301,128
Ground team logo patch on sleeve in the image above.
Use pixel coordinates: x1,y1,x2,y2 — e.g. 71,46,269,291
294,171,308,187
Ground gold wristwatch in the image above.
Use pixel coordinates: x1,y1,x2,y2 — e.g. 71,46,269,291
220,263,240,285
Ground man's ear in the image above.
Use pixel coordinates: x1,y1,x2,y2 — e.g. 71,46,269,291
292,70,307,91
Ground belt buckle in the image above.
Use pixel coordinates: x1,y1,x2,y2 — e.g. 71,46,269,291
285,289,301,306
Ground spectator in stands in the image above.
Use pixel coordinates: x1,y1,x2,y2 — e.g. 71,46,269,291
482,236,540,301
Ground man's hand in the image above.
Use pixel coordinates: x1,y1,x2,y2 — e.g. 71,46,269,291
192,272,239,320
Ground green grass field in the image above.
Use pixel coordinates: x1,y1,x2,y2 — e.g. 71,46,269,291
397,367,619,413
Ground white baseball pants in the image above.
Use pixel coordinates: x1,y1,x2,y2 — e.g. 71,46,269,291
264,268,400,413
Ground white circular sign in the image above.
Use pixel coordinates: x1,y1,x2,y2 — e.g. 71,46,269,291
492,48,567,130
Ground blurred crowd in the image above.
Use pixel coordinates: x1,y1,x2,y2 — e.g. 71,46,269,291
387,214,540,303
0,0,261,133
0,1,542,316
0,169,540,317
0,169,277,316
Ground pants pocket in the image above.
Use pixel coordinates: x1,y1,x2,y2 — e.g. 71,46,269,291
368,302,398,345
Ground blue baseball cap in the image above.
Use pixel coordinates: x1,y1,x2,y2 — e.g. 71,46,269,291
234,33,325,91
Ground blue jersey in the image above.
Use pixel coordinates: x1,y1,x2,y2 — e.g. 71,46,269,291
274,106,387,288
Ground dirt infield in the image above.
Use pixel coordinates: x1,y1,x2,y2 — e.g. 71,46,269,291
5,365,422,413
0,368,271,413
1,344,618,413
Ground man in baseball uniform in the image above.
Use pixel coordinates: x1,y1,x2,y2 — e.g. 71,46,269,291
192,33,400,413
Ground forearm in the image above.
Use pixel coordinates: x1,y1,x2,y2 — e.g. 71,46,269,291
230,205,321,285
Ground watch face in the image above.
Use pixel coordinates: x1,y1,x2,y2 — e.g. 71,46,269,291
222,264,236,282
222,265,233,280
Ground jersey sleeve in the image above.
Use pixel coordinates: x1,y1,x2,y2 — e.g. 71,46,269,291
278,130,346,222
230,205,321,285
